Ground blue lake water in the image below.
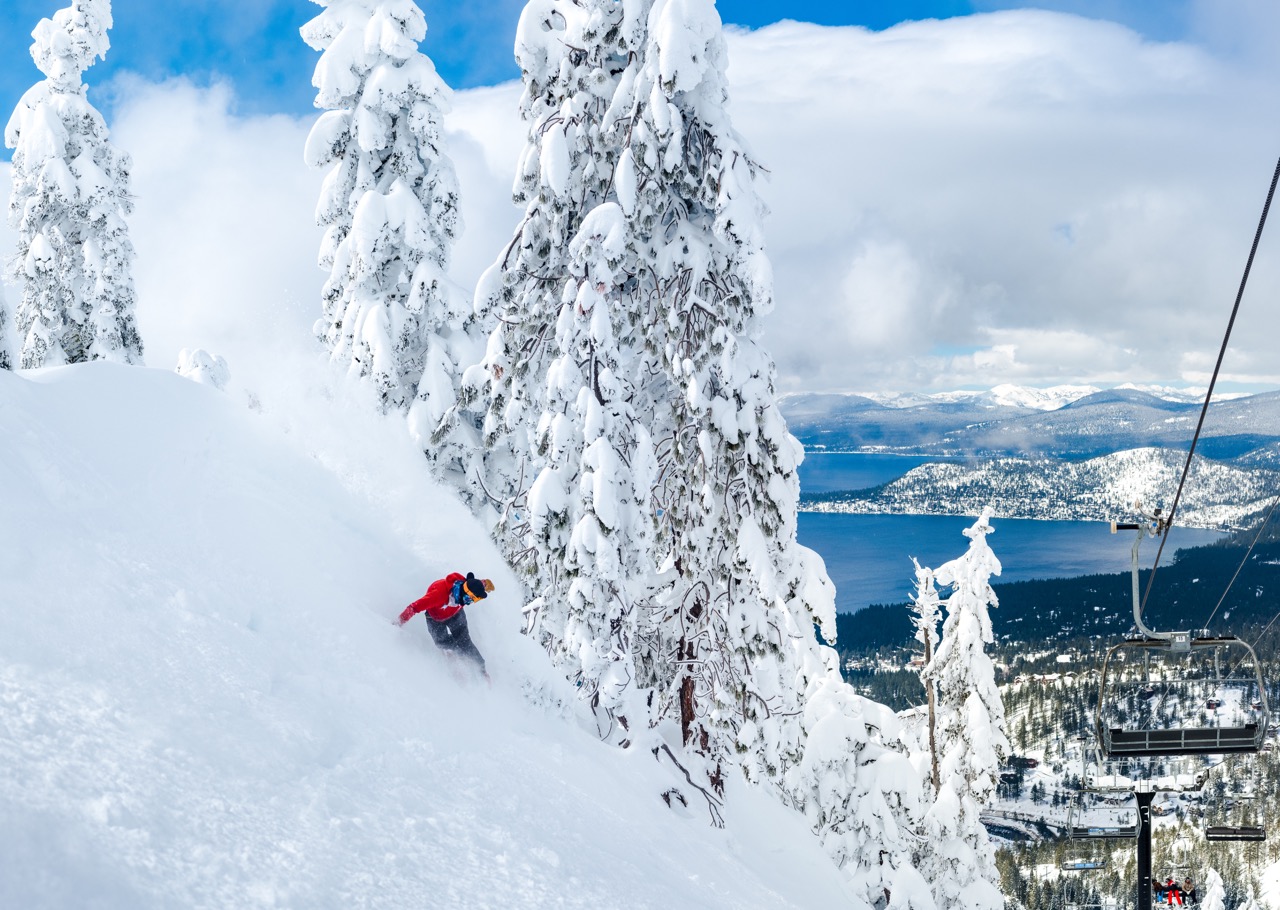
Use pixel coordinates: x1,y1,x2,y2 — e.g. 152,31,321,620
796,452,934,494
796,454,1225,613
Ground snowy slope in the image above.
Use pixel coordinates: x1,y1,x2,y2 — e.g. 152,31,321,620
0,363,852,909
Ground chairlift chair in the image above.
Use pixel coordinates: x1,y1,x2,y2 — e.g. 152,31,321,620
1205,825,1266,842
1095,509,1270,759
1068,791,1140,840
1062,859,1108,871
1205,792,1267,842
1066,900,1122,910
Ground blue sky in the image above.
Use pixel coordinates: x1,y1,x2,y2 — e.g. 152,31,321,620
1,0,1193,132
6,0,1280,393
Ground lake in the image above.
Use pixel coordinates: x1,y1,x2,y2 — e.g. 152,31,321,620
795,452,934,494
796,453,1225,612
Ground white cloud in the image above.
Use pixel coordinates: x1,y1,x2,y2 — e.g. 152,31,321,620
111,77,525,388
438,82,526,295
1,75,523,386
725,10,1280,393
1187,0,1280,73
4,8,1280,397
104,78,324,383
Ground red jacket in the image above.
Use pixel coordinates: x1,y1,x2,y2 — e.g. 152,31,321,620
399,573,467,624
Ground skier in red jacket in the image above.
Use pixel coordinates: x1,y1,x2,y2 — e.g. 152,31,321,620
399,572,495,678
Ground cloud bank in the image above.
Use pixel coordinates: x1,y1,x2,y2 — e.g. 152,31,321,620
3,9,1280,395
726,10,1280,392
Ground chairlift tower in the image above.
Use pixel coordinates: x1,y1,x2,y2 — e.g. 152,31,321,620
1071,750,1206,910
1087,505,1272,910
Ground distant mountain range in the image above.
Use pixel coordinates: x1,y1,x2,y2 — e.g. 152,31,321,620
782,385,1280,465
858,382,1211,411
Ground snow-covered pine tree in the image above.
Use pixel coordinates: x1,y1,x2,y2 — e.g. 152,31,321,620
919,507,1008,910
1237,885,1262,910
595,0,812,802
910,558,942,794
796,669,934,909
525,201,660,741
452,4,927,894
1201,868,1226,910
302,0,465,413
456,0,641,563
5,0,142,368
594,10,929,889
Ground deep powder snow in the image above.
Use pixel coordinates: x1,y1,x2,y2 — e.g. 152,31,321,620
0,363,853,909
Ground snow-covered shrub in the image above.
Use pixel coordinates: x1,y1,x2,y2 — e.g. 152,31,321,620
175,348,230,390
0,283,11,371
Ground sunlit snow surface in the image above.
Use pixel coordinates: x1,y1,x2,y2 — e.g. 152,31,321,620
0,363,851,909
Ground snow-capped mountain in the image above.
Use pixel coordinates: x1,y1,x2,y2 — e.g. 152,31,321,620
0,363,851,909
803,447,1279,530
782,387,1280,462
862,384,1104,411
807,383,1225,412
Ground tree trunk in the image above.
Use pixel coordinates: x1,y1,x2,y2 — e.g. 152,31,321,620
925,634,940,794
680,673,696,747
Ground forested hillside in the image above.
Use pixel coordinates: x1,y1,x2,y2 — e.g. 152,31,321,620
835,535,1280,908
836,538,1280,674
805,448,1279,530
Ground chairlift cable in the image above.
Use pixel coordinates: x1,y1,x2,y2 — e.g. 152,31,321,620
1246,607,1280,653
1221,606,1280,681
1201,489,1280,633
1139,154,1280,623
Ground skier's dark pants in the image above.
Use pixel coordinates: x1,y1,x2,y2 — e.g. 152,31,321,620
426,611,485,672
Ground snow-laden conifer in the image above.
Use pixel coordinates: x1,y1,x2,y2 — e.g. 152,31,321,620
1201,868,1226,910
302,0,465,413
451,0,664,744
919,508,1008,910
458,0,642,554
796,670,932,907
594,9,928,894
463,4,927,894
1237,885,1262,910
5,0,142,368
910,559,942,794
597,0,805,797
525,202,659,739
